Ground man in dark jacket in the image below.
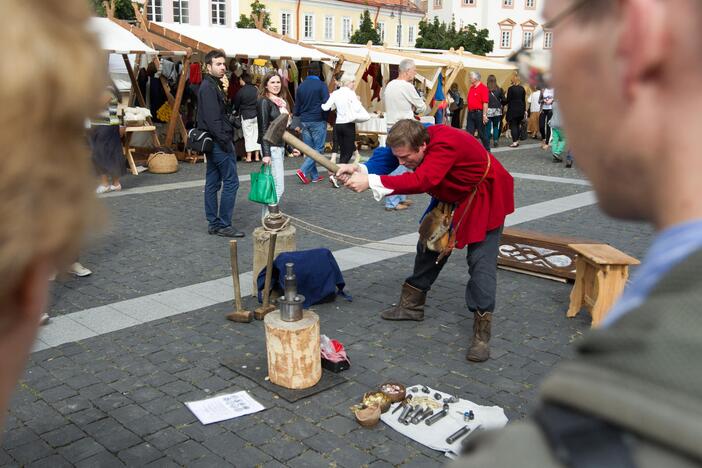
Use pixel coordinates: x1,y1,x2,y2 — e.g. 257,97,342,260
294,62,329,184
197,49,244,238
455,0,702,466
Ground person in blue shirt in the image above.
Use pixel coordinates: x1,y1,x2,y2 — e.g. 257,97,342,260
294,62,329,184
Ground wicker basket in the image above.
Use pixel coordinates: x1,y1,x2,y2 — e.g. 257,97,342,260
147,151,178,174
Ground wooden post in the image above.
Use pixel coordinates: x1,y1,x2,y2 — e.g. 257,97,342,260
165,53,191,147
264,310,322,389
122,54,161,146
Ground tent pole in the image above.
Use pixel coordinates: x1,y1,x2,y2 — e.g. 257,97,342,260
165,53,191,147
123,54,147,109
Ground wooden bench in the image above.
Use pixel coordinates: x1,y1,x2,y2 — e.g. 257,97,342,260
498,228,599,282
567,243,639,327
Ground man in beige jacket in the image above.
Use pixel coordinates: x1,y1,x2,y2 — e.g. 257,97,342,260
456,0,702,465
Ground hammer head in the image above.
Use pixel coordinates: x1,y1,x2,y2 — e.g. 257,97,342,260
263,114,289,146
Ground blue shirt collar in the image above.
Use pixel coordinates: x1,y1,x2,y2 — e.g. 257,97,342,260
306,76,321,81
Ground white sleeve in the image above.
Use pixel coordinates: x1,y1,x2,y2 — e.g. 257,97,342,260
359,164,368,174
368,174,394,201
407,82,427,114
321,92,335,111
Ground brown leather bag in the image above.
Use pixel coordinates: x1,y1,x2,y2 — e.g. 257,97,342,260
418,202,453,253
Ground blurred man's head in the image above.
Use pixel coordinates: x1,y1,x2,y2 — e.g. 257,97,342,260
398,59,417,82
205,49,227,78
546,0,702,228
469,71,481,86
0,0,102,432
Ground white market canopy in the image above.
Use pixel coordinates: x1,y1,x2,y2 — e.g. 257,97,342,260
319,44,445,68
152,23,336,62
88,17,159,55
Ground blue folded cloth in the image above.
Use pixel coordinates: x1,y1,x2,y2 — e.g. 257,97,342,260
257,248,352,308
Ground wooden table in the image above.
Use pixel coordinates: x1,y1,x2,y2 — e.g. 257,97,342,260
123,125,157,175
566,243,640,327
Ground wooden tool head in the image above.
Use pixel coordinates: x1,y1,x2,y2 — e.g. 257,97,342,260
263,114,289,146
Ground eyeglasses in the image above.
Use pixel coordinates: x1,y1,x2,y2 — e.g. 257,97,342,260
508,0,589,89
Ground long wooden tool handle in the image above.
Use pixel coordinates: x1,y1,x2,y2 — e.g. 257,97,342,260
262,233,278,308
229,240,243,312
282,131,340,173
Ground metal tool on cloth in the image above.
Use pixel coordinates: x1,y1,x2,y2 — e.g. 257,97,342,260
425,403,450,426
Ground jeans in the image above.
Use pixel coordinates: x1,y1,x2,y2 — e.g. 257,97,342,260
406,226,503,312
205,142,239,230
466,110,490,150
261,146,286,219
484,115,501,143
299,121,327,180
384,166,408,209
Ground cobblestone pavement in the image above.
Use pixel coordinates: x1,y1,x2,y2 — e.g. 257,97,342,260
2,144,653,467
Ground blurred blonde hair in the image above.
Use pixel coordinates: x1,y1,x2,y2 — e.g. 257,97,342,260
338,74,355,87
0,0,104,304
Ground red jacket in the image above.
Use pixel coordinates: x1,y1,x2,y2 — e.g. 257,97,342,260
380,125,514,247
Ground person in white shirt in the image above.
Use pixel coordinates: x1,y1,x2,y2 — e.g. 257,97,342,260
540,87,555,149
383,59,427,129
381,59,427,210
528,86,542,139
322,74,366,188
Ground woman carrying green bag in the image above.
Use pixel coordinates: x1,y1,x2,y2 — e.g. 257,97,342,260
256,71,290,217
248,164,278,205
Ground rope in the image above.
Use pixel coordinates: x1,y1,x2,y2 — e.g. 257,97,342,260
262,211,416,252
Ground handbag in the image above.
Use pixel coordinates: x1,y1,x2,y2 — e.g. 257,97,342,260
350,96,370,123
248,164,278,205
186,128,213,153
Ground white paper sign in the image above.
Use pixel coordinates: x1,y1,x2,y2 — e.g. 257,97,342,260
185,391,265,425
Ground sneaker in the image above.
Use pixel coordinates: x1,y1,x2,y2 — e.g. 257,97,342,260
216,226,245,238
329,175,340,188
109,184,122,192
296,169,310,184
565,160,573,168
96,185,111,194
70,262,92,277
552,154,563,163
40,313,50,326
311,176,325,183
493,140,499,148
398,199,414,207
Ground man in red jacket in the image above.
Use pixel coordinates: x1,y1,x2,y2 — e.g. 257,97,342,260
337,119,514,361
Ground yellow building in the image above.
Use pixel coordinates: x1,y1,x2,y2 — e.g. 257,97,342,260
239,0,426,48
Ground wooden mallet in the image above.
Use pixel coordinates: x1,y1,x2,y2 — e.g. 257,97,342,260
254,232,278,320
226,240,253,323
263,114,340,173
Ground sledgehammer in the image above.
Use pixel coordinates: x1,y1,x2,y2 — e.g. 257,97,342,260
263,114,339,173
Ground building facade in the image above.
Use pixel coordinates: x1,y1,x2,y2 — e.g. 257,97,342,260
427,0,547,56
146,0,425,48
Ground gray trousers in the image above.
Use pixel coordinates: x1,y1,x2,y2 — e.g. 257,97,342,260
406,226,503,312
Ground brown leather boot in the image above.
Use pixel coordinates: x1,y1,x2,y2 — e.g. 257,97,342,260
380,282,426,321
466,311,492,362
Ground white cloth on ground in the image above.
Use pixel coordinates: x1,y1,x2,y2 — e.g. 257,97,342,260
380,385,508,459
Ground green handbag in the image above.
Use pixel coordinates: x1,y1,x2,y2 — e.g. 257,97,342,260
248,164,278,205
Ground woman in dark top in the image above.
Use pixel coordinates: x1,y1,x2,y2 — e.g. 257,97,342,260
505,75,527,147
485,75,505,148
233,72,260,162
257,71,289,212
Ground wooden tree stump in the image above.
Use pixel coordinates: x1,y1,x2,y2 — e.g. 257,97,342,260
264,310,321,389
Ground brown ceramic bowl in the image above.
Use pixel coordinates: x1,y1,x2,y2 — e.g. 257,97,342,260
362,391,392,413
354,405,381,428
380,382,406,403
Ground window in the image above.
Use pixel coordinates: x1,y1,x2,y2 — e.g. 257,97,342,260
324,16,333,41
462,0,476,6
408,25,414,44
522,30,533,48
377,22,385,43
303,14,314,40
147,0,162,21
395,24,402,46
433,0,442,8
173,0,188,23
342,17,352,41
281,12,291,36
500,30,511,48
502,0,513,7
525,0,536,8
543,30,553,49
211,0,226,26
